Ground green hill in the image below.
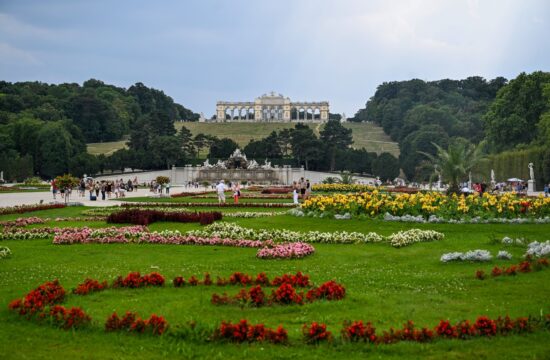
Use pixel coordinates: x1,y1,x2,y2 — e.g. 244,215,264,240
87,122,399,156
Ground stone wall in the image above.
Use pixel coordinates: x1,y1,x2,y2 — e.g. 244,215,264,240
171,165,305,185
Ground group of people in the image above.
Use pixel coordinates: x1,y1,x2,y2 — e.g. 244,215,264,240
292,178,311,204
81,177,138,200
149,180,170,194
215,180,241,204
51,177,139,201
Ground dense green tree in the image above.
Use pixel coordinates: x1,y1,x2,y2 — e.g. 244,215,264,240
290,124,323,170
372,152,400,181
484,71,550,152
209,138,239,159
320,120,353,171
36,122,74,179
69,153,100,178
399,125,449,180
177,125,196,158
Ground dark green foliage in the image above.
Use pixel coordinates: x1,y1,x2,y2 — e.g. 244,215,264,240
209,138,239,159
0,79,198,178
320,120,353,171
483,71,550,152
372,152,400,181
352,76,507,180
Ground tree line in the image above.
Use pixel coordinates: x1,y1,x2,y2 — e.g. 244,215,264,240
352,71,550,182
0,79,198,180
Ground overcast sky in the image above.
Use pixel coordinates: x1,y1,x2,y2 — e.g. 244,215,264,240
1,0,549,117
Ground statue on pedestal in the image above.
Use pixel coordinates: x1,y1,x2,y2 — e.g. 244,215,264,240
529,163,535,181
490,169,495,184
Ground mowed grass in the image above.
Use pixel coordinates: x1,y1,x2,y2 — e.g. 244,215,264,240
87,140,128,156
85,122,399,157
1,205,549,359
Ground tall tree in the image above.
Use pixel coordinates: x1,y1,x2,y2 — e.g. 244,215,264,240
320,120,353,171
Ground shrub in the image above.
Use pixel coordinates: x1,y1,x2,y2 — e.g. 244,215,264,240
303,322,332,343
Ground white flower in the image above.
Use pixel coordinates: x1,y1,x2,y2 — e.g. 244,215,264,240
497,251,512,260
440,252,463,262
461,250,492,262
524,240,550,258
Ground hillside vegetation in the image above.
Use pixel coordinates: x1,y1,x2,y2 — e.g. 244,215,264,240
87,122,399,156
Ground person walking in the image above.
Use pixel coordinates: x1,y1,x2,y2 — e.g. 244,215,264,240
233,182,241,204
216,180,226,204
100,182,106,200
299,177,306,199
292,181,299,204
166,181,171,195
51,179,57,200
94,182,100,198
304,179,311,200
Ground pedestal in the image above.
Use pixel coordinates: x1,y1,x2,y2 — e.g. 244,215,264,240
527,180,536,195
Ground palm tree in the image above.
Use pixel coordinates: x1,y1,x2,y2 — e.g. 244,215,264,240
337,171,356,185
419,141,486,194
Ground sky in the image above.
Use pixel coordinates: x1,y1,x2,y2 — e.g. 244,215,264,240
0,0,549,117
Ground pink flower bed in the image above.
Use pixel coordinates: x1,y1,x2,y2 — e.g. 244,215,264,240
52,226,273,248
256,242,315,259
0,216,45,227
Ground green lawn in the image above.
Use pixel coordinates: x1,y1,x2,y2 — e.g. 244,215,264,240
118,195,294,204
85,122,400,157
0,209,549,359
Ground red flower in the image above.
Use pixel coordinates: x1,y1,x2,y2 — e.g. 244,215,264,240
473,316,497,336
475,270,486,280
435,320,457,338
303,322,332,343
491,266,503,277
518,261,531,273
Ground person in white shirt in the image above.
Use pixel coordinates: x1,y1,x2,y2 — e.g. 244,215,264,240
216,180,226,204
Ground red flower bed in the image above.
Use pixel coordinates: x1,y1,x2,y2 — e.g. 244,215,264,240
107,209,222,226
210,276,346,307
49,305,91,329
477,258,549,279
73,278,108,295
261,187,292,194
9,280,66,316
306,280,345,301
272,283,303,305
105,311,167,335
342,320,377,343
271,271,310,287
122,202,296,208
215,320,288,344
112,272,165,288
171,191,212,198
303,322,332,343
473,316,497,336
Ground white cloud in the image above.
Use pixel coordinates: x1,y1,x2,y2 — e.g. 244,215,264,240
0,42,41,65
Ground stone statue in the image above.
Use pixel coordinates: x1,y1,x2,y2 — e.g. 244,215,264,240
529,163,534,181
491,169,495,184
215,160,226,169
199,112,206,122
261,159,272,169
247,159,259,169
203,159,212,168
341,113,347,122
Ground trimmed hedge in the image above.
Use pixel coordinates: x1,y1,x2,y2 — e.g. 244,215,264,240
107,209,222,226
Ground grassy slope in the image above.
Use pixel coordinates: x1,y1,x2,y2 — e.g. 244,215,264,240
0,207,549,359
85,122,399,157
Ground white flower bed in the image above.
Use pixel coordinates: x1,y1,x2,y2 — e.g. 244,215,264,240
441,249,512,262
497,250,513,260
187,222,384,244
382,213,550,224
524,240,550,258
0,246,11,259
501,236,527,246
387,229,444,248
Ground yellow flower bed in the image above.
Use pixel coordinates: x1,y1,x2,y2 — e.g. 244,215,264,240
302,191,550,219
311,184,377,193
